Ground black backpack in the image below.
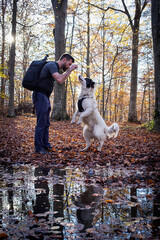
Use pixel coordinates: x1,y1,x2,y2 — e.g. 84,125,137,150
22,54,49,91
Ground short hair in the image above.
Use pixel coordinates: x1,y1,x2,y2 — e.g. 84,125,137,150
59,53,75,63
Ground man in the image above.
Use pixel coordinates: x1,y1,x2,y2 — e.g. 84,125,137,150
33,53,78,154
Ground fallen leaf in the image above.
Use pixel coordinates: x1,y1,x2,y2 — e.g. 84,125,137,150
105,199,114,203
0,232,8,239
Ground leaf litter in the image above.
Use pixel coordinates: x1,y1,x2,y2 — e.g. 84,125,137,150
0,115,160,239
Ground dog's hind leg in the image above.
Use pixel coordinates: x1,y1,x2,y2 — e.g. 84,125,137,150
81,126,92,151
81,140,91,151
97,140,104,152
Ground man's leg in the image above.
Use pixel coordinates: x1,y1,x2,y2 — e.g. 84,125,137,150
33,92,49,152
43,100,52,150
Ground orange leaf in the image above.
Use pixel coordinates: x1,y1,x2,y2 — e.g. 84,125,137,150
105,199,114,203
147,179,155,185
0,232,8,238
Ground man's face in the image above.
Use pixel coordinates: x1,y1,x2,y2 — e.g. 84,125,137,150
62,59,73,71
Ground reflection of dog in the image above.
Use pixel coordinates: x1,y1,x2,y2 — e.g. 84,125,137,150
72,185,103,227
71,75,119,151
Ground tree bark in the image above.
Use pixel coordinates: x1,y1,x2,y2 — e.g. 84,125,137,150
128,0,141,122
151,0,160,132
51,0,68,120
0,0,7,111
8,0,17,117
86,0,90,78
128,27,139,122
102,9,105,119
105,47,118,119
141,84,146,122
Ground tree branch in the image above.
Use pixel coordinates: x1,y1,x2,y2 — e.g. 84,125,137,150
16,21,40,28
85,0,133,30
121,0,133,30
84,1,110,12
84,1,127,14
107,6,126,14
141,0,149,14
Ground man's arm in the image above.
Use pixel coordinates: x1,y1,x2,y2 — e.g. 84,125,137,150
52,64,78,84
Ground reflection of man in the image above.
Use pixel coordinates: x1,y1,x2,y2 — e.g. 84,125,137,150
33,167,50,216
32,167,65,239
33,53,78,154
73,185,103,229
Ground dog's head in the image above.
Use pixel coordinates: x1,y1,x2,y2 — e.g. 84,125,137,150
79,75,95,89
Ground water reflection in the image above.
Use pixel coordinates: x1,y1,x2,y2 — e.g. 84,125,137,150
0,164,159,239
33,167,50,216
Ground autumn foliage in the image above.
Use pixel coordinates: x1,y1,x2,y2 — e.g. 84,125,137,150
0,115,159,168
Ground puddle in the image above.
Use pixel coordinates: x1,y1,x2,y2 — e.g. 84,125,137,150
0,164,159,239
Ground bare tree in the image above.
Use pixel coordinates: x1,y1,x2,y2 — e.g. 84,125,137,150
8,0,18,117
110,0,148,122
86,0,90,78
87,0,148,122
0,0,8,111
67,0,80,116
151,0,160,132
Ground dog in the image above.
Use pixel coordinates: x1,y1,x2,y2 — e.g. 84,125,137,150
71,75,119,151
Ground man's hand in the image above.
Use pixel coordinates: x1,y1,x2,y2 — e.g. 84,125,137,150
69,64,78,72
53,64,78,84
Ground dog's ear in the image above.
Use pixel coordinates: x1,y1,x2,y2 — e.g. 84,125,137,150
85,78,95,88
91,80,95,88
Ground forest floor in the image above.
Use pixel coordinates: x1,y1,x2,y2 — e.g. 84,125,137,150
0,115,160,239
0,114,160,168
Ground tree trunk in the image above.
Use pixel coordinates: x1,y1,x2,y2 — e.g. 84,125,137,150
51,0,68,120
22,26,30,103
8,0,17,117
0,0,7,111
141,85,146,122
86,0,90,78
67,1,79,118
102,11,105,119
128,0,141,122
128,29,139,121
151,0,160,132
105,47,118,119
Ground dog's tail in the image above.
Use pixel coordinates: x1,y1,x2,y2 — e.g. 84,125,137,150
105,123,119,139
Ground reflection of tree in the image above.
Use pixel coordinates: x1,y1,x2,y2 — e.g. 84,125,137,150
33,167,50,216
0,171,3,225
103,187,130,221
152,187,160,238
7,167,14,215
131,188,137,218
53,168,65,238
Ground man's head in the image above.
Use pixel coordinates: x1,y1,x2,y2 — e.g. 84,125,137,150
59,53,75,72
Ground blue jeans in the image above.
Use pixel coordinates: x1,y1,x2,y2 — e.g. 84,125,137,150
33,92,52,152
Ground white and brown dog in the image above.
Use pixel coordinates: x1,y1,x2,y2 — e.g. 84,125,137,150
71,75,119,151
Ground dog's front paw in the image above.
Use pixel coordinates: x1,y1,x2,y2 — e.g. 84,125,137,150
77,118,82,124
71,119,76,124
97,147,102,152
77,120,83,125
